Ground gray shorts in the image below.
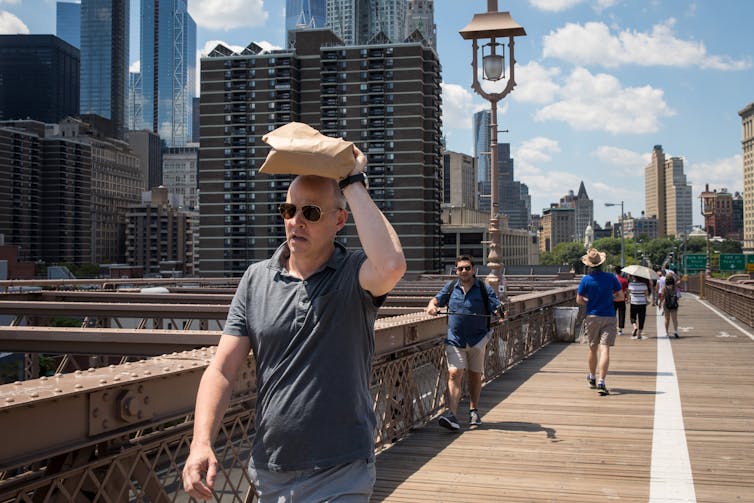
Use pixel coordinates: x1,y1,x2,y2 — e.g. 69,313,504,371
445,332,491,373
248,456,376,503
585,315,617,347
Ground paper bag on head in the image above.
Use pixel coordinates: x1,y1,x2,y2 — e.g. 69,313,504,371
259,122,355,179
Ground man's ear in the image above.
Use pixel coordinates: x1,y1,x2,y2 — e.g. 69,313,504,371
335,208,348,230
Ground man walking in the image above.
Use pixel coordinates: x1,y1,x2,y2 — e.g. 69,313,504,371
577,248,624,396
182,143,406,502
426,256,502,430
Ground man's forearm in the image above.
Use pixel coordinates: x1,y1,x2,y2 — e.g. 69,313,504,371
190,366,234,448
343,183,405,274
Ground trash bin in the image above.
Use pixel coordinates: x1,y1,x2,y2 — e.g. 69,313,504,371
553,307,580,342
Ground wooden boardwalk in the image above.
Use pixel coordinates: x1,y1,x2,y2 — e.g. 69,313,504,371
372,294,754,502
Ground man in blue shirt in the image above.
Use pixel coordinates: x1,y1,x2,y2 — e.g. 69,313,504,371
577,248,624,396
426,255,502,430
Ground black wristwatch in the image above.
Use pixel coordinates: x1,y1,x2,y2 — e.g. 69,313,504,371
339,172,368,190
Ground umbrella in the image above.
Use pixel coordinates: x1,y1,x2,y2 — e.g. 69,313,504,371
622,264,658,281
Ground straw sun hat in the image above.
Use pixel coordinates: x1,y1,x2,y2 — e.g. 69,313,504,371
581,248,607,267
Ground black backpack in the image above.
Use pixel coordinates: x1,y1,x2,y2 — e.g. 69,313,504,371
665,287,679,310
442,278,492,328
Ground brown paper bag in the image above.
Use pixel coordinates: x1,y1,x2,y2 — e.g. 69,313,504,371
259,122,355,179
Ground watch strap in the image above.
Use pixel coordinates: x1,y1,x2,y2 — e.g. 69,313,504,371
339,172,367,190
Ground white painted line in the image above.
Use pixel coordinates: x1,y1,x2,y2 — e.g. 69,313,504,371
691,294,754,341
649,313,696,502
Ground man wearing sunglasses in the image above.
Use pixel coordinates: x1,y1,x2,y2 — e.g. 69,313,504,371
183,145,406,502
425,255,502,431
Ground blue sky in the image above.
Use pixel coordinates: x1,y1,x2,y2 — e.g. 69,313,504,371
2,0,752,228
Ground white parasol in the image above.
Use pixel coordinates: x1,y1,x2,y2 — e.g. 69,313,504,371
622,264,658,281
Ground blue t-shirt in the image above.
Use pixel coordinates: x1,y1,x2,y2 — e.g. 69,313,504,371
434,278,501,347
577,270,622,316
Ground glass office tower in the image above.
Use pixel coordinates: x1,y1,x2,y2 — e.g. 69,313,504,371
80,0,129,139
286,0,326,47
140,0,196,147
56,1,81,49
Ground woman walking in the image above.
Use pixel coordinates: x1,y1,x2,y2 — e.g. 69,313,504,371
628,275,650,339
660,274,681,338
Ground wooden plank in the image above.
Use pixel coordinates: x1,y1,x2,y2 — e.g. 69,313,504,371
372,296,754,502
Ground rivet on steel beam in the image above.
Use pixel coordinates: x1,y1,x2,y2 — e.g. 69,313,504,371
177,365,184,369
54,388,62,393
143,370,151,375
75,370,82,375
88,368,96,372
163,367,170,372
30,392,39,398
40,376,48,381
102,420,109,429
75,384,83,389
13,381,21,385
55,373,63,378
102,392,109,401
99,379,107,384
92,408,99,418
113,377,121,381
131,373,138,378
5,397,14,403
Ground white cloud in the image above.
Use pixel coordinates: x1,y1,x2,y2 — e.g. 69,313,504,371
591,145,651,166
515,137,561,170
511,61,561,104
528,0,618,13
534,67,675,133
441,83,474,129
0,10,28,34
0,0,22,5
129,60,140,73
188,0,269,30
528,0,584,12
686,155,743,195
543,19,751,70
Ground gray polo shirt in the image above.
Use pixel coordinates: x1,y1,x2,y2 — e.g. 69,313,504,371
224,242,384,471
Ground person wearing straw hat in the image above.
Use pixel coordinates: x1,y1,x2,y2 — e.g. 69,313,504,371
576,248,625,396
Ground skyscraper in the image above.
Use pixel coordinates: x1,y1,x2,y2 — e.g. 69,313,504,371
473,110,490,211
0,35,80,124
80,0,129,140
645,145,666,236
406,0,436,49
645,144,692,238
56,1,81,49
326,0,425,45
741,102,754,251
140,0,197,147
497,142,531,230
286,0,327,48
199,28,442,276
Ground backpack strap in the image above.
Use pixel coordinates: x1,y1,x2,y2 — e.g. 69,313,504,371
475,279,492,328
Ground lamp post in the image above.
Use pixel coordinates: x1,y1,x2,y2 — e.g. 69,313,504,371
605,201,624,266
460,0,526,293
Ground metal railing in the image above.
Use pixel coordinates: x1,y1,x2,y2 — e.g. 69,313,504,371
0,287,577,502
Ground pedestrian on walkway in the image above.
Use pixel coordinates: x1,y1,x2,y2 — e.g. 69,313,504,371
182,143,406,502
576,248,624,396
613,266,629,335
426,255,502,431
628,275,650,340
660,274,681,338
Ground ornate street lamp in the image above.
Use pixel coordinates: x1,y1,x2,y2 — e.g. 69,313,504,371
460,1,526,293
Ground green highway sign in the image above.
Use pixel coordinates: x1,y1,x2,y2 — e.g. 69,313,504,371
684,254,706,272
719,254,746,271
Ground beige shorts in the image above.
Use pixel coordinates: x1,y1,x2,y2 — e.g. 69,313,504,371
585,315,617,347
445,332,490,373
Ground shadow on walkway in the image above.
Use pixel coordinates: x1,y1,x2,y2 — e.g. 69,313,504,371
372,341,570,501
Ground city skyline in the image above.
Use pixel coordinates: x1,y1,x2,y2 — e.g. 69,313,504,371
2,0,752,227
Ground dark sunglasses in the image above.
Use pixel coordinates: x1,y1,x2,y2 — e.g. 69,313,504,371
456,265,472,272
278,203,340,223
